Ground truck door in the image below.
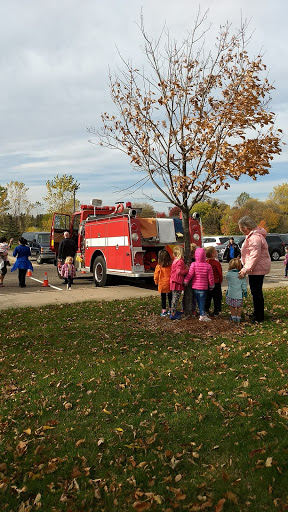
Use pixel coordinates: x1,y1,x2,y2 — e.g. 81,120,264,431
106,218,131,273
50,213,71,257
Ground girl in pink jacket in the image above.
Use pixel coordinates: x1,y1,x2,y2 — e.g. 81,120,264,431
184,248,214,322
169,246,188,320
61,256,76,290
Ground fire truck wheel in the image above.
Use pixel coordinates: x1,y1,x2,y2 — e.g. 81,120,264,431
93,256,108,287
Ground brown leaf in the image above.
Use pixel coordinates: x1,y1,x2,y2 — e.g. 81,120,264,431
132,502,151,511
75,438,85,447
249,448,265,459
215,498,226,512
224,491,238,503
16,441,28,457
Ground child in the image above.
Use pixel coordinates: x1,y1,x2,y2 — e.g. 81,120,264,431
0,236,13,287
226,257,247,323
61,256,76,290
184,247,214,322
190,243,197,262
205,246,223,316
284,246,288,278
0,236,13,261
154,249,172,317
169,245,188,320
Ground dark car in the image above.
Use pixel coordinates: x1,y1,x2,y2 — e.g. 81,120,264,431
266,234,286,260
216,234,285,262
279,234,288,247
21,232,56,264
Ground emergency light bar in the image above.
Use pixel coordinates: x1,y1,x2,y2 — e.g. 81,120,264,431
90,199,103,207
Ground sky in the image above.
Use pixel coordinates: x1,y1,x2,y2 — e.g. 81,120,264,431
0,0,287,214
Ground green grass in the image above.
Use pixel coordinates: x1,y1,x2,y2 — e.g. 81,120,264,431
1,290,288,511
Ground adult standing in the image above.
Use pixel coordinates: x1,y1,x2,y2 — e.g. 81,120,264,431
238,216,271,323
223,237,241,263
11,237,33,288
58,232,77,264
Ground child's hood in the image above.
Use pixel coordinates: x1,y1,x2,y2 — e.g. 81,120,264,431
195,247,206,263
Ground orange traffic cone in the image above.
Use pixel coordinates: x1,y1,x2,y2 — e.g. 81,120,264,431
42,272,49,287
26,269,32,277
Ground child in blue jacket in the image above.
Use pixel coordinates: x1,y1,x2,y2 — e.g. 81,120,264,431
226,258,247,323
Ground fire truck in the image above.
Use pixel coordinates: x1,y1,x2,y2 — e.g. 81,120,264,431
50,200,202,286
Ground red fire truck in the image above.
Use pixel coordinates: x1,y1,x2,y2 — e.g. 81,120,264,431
50,200,202,286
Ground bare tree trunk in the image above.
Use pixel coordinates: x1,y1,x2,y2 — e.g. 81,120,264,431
182,207,193,316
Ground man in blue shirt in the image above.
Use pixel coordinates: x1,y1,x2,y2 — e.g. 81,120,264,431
223,237,241,263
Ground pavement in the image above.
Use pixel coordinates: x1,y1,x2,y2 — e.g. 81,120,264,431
0,284,159,310
1,275,288,311
1,252,287,310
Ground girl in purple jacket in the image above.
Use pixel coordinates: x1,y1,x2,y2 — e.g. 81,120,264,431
184,247,214,322
169,246,188,320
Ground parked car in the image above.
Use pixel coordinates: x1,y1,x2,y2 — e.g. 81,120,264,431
279,234,288,246
216,234,285,262
21,232,56,264
266,234,286,261
202,236,230,248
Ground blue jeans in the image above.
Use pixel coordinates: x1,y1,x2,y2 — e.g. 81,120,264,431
193,289,207,316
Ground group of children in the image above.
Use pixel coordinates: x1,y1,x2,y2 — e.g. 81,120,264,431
154,244,247,323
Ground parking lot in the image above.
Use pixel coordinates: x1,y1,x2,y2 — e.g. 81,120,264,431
1,254,288,295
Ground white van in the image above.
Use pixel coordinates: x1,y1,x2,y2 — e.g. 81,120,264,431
202,236,230,248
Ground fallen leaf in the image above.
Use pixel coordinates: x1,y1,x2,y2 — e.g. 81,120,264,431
225,491,238,503
75,438,85,447
132,501,151,511
215,498,226,512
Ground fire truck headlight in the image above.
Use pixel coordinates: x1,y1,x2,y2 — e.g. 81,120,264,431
193,233,200,241
131,233,139,241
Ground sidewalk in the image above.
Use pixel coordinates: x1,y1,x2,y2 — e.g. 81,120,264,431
0,283,159,310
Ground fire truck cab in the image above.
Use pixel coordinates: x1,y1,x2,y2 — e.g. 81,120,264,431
50,200,202,286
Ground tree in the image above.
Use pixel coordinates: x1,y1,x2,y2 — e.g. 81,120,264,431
220,206,240,235
268,183,288,214
6,181,30,217
234,192,252,208
43,174,80,214
6,181,34,233
0,186,9,215
132,202,157,217
168,206,181,218
190,198,228,234
98,13,282,269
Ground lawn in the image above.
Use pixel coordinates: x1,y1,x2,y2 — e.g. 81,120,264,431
0,289,287,511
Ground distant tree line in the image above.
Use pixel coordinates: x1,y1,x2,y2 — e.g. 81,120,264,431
0,177,288,239
0,175,80,240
